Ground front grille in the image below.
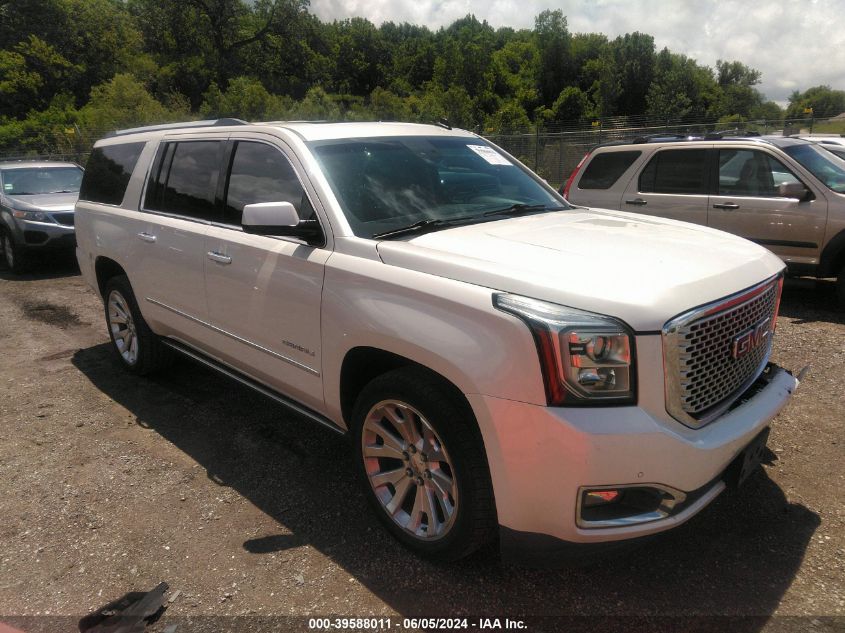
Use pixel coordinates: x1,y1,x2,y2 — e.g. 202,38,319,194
663,276,781,428
52,213,75,226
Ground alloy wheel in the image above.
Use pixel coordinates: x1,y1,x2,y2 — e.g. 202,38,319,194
362,399,459,540
107,290,138,365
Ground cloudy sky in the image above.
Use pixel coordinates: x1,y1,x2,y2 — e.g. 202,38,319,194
309,0,845,105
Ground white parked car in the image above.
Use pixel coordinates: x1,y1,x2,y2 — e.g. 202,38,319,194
75,120,799,563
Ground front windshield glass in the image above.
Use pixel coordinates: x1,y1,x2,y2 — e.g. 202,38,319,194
782,144,845,193
309,136,567,238
1,167,83,196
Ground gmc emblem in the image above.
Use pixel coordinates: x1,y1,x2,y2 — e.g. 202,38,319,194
731,318,771,359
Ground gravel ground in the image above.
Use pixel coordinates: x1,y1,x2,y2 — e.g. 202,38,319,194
0,255,843,633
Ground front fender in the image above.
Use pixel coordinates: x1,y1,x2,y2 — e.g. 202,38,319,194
320,252,546,425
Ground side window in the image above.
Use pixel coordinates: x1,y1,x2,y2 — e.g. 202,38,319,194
145,141,221,221
578,151,641,189
718,149,801,197
223,141,313,226
639,149,708,194
79,142,145,205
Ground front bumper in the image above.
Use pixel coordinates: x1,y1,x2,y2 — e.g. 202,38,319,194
11,218,76,249
468,364,798,560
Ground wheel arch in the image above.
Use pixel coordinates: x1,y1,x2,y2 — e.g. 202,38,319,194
339,346,477,434
94,256,128,297
819,228,845,278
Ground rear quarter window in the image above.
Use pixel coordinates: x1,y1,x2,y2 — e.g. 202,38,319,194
578,151,641,189
79,142,146,205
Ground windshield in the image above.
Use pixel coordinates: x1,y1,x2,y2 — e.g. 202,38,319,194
309,136,567,238
782,144,845,194
1,166,83,196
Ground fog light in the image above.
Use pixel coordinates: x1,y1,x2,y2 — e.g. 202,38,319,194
582,489,620,507
578,484,687,528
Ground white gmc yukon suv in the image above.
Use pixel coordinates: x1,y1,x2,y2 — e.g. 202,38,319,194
75,120,799,563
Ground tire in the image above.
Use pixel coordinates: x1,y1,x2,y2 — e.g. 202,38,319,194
1,229,28,274
103,275,173,375
837,264,845,309
351,367,497,561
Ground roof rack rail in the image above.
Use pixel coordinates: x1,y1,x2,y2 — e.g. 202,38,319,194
704,129,761,139
106,118,248,138
630,133,703,144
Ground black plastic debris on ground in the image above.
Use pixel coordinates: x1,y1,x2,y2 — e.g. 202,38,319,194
78,582,170,633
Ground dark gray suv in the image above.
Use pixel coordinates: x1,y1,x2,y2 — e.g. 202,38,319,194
0,160,83,273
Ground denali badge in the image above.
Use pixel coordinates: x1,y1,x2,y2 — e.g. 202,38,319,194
731,318,771,359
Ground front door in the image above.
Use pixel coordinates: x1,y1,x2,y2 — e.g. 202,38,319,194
203,138,329,411
708,147,828,267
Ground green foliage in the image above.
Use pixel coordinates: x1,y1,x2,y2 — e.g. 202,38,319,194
1,0,840,158
549,86,590,124
485,100,530,134
200,77,289,120
288,86,342,120
534,10,573,104
786,85,845,119
79,73,175,131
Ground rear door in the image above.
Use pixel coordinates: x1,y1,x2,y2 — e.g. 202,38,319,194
133,137,226,347
708,147,828,266
620,147,711,224
202,136,330,411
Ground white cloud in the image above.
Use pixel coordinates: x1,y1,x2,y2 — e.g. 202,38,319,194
308,0,845,105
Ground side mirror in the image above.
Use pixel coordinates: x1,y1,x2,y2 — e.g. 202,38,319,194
241,201,322,245
242,201,299,230
777,182,810,201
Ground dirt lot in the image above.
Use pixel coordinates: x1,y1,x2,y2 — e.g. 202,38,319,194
0,255,843,633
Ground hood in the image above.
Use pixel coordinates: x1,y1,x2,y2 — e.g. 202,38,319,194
376,208,785,331
5,192,78,212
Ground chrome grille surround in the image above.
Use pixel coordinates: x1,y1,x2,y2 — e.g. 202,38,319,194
663,274,782,429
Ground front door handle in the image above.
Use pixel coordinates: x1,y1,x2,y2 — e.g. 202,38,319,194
207,251,232,265
625,198,647,206
137,232,157,243
713,202,740,210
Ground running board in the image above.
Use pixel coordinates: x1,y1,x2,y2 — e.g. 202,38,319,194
161,338,346,436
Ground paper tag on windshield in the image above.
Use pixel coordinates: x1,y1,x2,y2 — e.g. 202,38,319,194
467,145,512,166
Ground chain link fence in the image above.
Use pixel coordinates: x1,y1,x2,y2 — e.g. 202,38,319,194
2,116,842,187
486,115,843,187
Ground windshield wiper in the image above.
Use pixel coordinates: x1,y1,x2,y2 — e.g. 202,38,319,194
482,203,566,217
48,189,77,194
372,216,481,240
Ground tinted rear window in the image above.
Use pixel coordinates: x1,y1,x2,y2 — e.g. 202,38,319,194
639,149,708,195
79,143,145,205
578,151,641,189
145,141,221,221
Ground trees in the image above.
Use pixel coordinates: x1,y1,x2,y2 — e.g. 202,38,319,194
0,1,837,152
534,10,573,105
786,85,845,119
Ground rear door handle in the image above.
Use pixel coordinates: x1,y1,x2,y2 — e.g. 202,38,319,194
713,202,740,210
137,232,157,243
625,198,647,206
207,251,232,265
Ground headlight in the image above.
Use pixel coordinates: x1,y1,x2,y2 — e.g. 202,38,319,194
493,293,636,406
12,209,53,222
